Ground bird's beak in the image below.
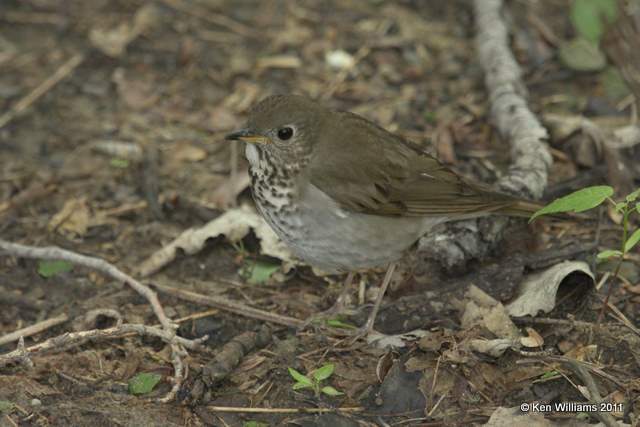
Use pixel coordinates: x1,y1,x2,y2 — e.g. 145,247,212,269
224,128,270,145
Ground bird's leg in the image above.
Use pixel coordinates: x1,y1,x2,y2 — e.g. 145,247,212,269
299,272,357,331
350,262,396,339
330,271,356,313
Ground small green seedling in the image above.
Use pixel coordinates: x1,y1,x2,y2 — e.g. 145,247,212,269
531,185,640,317
288,363,343,397
240,259,280,285
531,185,640,262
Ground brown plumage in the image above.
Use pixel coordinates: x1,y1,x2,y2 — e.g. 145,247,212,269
226,94,539,335
226,94,540,273
311,109,538,218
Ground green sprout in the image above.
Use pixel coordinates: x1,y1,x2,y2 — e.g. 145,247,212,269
531,185,640,320
287,363,343,398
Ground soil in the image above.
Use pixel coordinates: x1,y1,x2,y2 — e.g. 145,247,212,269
1,1,639,426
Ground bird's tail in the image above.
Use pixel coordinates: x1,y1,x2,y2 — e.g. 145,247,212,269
495,200,543,218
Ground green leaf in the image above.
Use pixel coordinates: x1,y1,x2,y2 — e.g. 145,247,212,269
243,422,269,427
602,67,630,101
292,382,312,390
636,202,640,214
559,37,606,72
626,189,640,203
0,400,14,414
37,260,73,278
423,111,437,125
624,229,640,252
128,372,162,395
110,158,129,168
312,363,335,382
244,260,280,285
571,0,618,44
321,386,344,396
597,249,623,260
288,368,313,387
529,186,613,222
326,319,357,329
615,202,627,213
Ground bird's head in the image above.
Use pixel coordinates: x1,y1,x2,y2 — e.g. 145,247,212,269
225,95,327,168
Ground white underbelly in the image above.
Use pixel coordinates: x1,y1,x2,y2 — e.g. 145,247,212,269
258,183,443,273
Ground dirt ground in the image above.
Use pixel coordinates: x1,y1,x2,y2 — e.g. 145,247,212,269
1,0,640,426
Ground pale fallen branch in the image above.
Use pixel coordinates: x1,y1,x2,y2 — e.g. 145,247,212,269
0,240,174,330
419,0,552,269
0,239,200,402
0,314,68,347
0,323,207,367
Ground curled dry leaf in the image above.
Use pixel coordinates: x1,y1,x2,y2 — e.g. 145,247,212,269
137,204,294,277
506,261,594,317
520,327,544,348
376,351,395,383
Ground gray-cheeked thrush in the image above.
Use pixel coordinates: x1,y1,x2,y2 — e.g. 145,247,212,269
226,95,538,337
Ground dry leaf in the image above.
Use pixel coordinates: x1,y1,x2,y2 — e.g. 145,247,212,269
468,338,515,358
89,4,160,57
520,327,544,348
137,204,294,277
48,198,91,238
173,143,208,162
461,285,520,340
506,261,594,317
563,344,598,361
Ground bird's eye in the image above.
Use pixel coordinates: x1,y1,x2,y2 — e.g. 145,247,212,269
277,127,294,141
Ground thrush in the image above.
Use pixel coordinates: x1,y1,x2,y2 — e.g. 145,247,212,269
226,95,539,337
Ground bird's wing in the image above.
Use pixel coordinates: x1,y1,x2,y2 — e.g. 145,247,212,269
308,111,528,218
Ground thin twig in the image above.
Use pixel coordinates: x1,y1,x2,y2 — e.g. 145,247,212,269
0,239,190,402
0,240,174,330
0,53,85,129
561,358,619,427
151,282,304,328
0,323,207,368
204,406,363,414
512,317,596,329
0,314,69,347
160,0,258,38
